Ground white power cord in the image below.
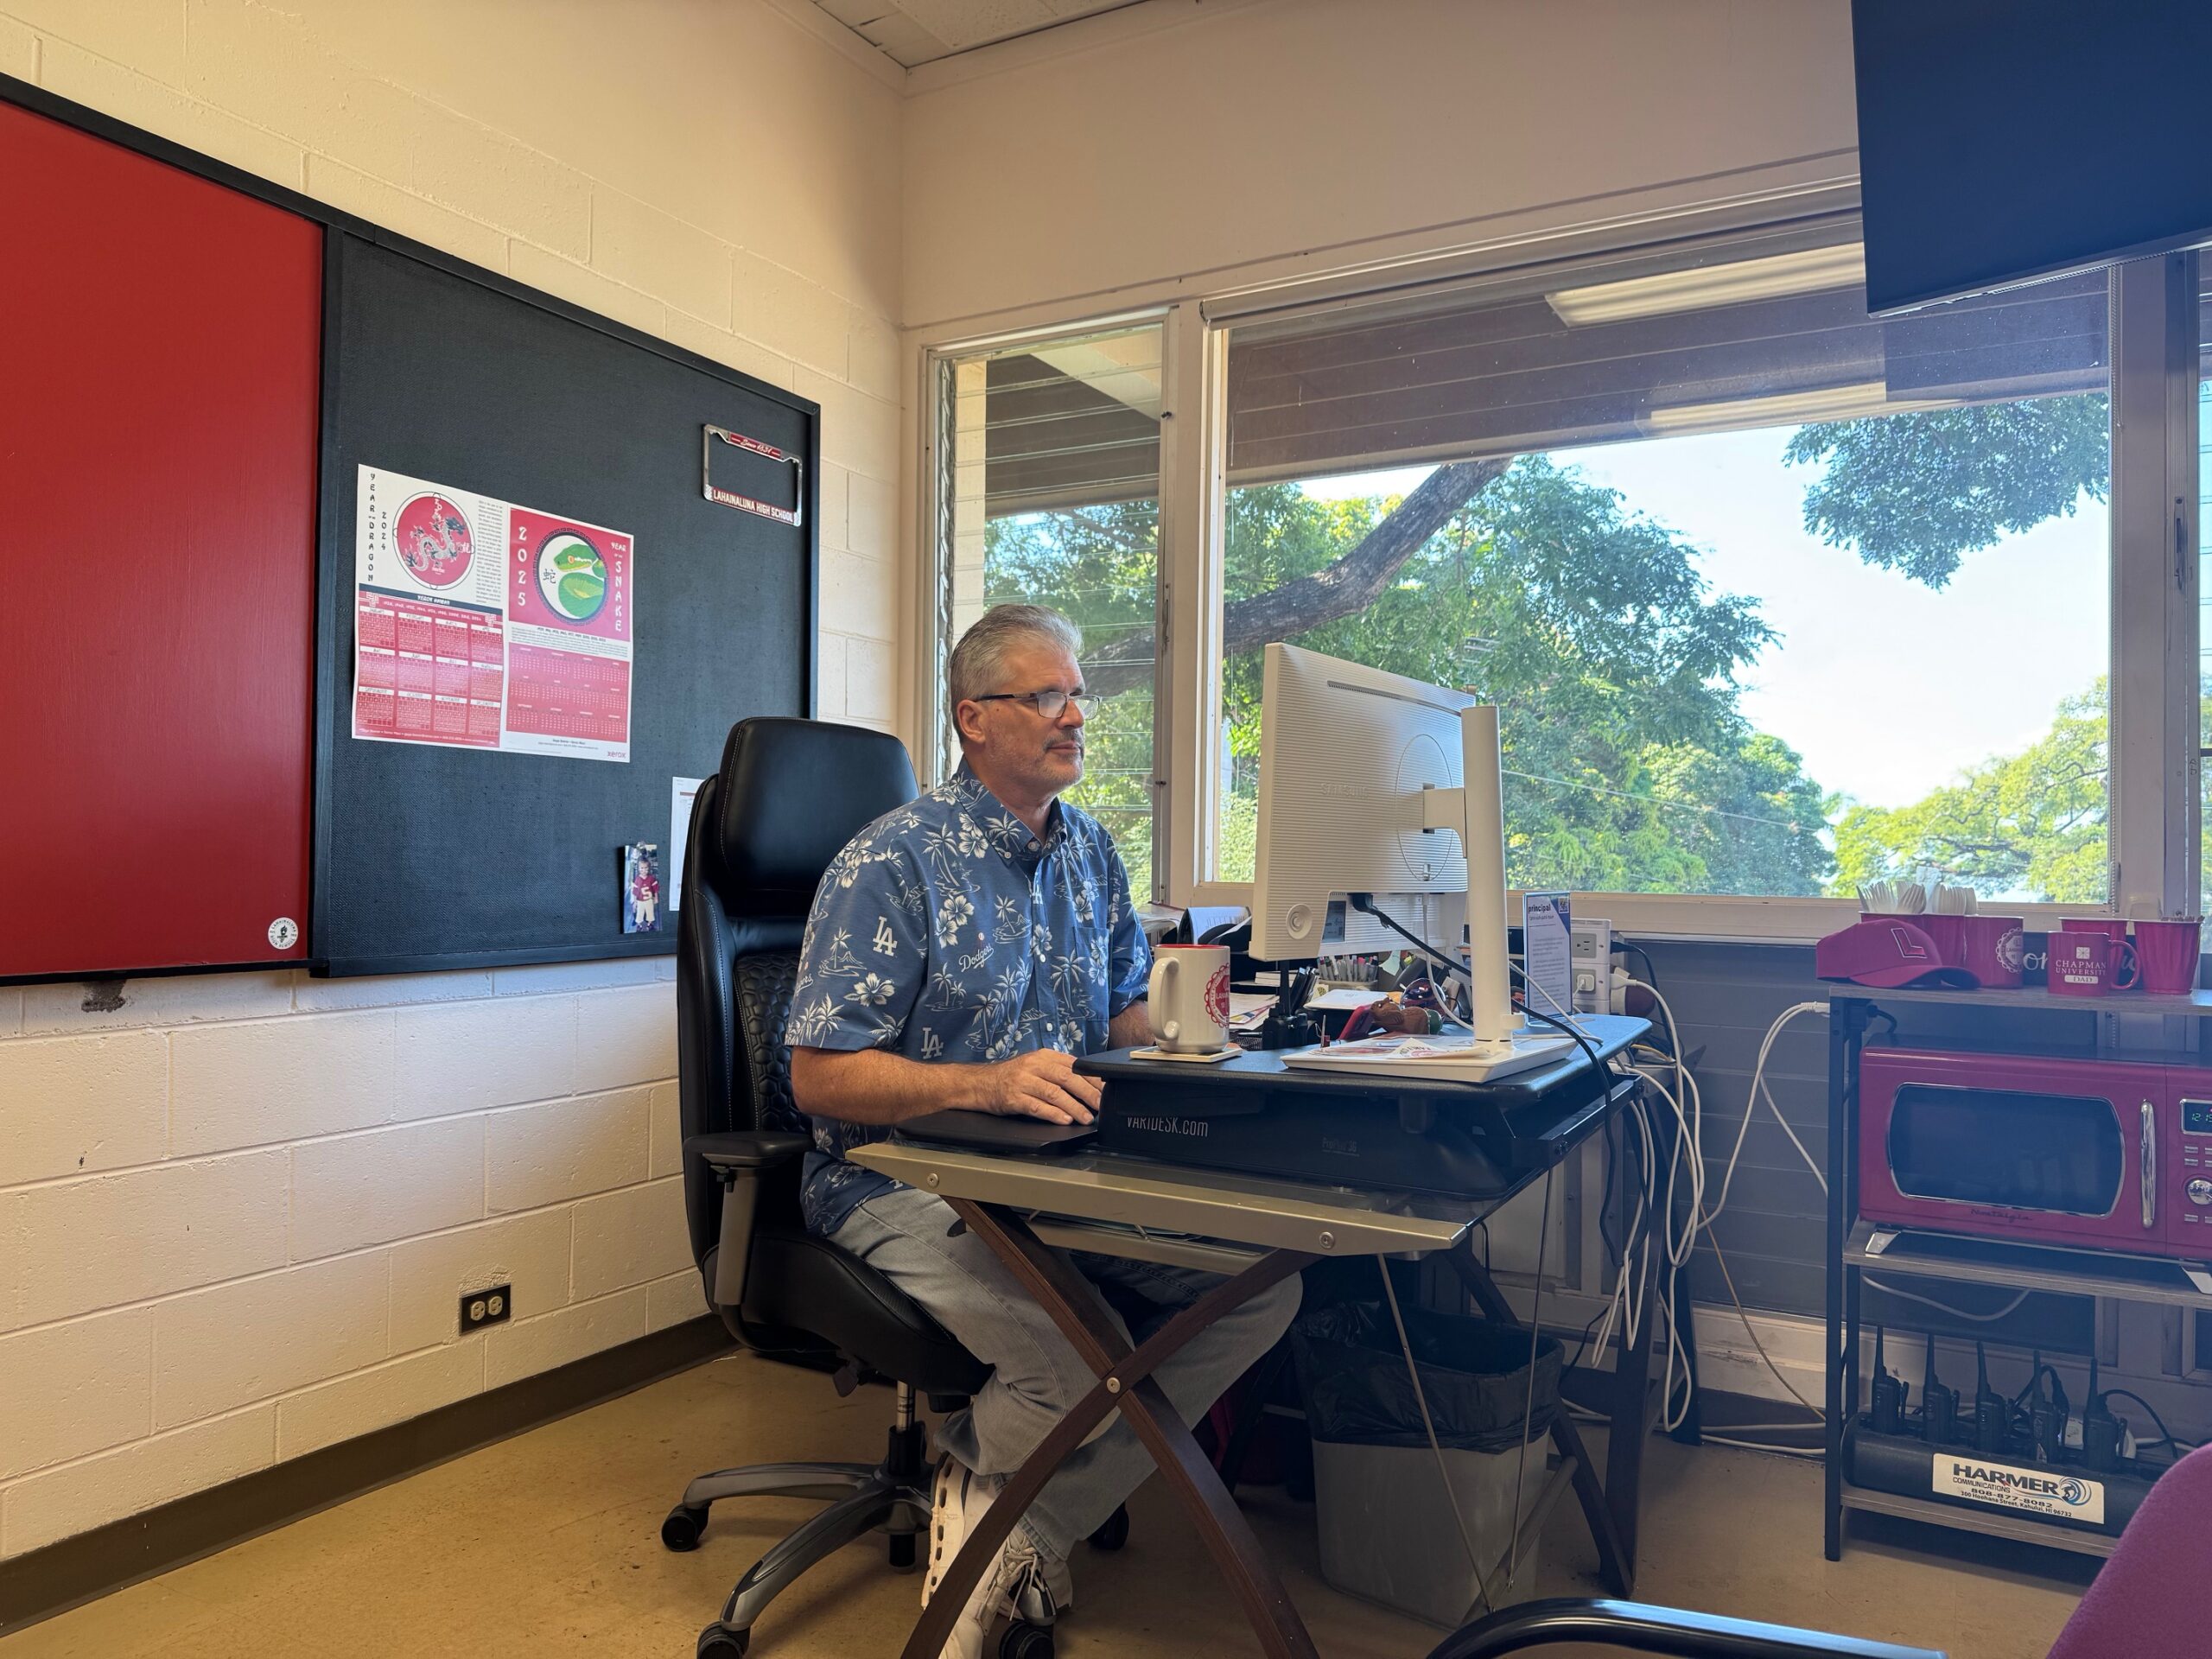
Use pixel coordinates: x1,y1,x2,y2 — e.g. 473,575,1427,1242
1605,988,1834,1432
1592,991,2027,1455
1862,1276,2031,1323
1377,1257,1495,1624
1707,1001,1832,1222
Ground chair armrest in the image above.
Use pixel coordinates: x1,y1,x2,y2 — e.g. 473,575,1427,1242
687,1131,810,1173
687,1133,810,1309
1425,1599,1945,1659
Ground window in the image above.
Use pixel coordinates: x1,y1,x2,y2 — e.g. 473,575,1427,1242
931,321,1164,895
1211,236,2113,905
924,231,2200,935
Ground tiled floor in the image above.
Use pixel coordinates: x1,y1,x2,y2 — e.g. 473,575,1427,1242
1,1352,2094,1657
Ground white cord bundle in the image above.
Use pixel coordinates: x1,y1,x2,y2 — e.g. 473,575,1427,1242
1600,991,2024,1449
1598,988,1831,1434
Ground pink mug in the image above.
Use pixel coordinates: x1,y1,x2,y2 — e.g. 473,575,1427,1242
1917,913,1967,969
2133,918,2203,995
2049,930,2136,996
1958,915,2025,988
2062,918,2139,991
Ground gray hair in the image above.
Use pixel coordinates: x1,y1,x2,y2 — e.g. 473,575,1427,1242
948,603,1083,706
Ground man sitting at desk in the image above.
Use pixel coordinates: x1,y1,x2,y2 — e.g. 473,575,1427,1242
785,602,1300,1656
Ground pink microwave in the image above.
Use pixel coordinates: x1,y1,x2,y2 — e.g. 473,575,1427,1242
1858,1048,2212,1261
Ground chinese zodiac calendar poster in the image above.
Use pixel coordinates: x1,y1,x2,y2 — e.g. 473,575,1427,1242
503,505,633,762
351,465,634,762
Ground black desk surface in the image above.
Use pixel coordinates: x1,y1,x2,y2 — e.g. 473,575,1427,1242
1075,1014,1650,1199
1077,1014,1648,1100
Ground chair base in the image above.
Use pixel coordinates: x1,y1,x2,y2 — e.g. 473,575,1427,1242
666,1409,933,1653
665,1384,1131,1657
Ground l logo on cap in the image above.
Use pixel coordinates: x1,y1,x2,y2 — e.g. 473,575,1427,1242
1888,925,1928,961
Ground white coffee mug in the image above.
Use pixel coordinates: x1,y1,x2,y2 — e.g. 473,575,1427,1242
1148,944,1232,1054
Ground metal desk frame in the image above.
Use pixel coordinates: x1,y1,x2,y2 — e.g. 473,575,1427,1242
852,1070,1653,1659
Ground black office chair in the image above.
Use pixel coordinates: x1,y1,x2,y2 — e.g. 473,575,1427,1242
662,716,1119,1659
661,715,982,1657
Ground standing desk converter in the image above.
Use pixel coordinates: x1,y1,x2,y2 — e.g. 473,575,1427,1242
852,1014,1654,1659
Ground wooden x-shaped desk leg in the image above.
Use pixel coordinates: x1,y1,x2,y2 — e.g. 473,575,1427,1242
898,1198,1320,1659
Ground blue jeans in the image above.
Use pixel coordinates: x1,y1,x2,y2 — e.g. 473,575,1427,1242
830,1184,1301,1559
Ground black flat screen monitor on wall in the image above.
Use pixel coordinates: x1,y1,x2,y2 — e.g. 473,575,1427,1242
1853,0,2212,315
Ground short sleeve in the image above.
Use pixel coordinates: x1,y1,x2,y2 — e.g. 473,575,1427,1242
784,836,929,1052
1102,843,1152,1018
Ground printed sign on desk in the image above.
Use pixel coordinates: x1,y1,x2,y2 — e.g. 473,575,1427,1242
1522,890,1573,1021
350,465,636,761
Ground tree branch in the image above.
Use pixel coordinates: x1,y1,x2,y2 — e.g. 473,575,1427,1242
1046,506,1154,557
1081,458,1510,697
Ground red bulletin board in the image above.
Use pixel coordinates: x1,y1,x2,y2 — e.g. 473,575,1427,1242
0,98,321,980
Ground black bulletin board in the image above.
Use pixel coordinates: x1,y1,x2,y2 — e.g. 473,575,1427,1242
313,231,817,976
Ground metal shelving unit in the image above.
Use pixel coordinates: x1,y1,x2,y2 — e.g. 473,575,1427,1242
1845,1221,2212,1308
1824,987,2212,1566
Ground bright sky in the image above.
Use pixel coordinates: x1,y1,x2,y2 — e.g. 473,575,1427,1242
1295,428,2109,811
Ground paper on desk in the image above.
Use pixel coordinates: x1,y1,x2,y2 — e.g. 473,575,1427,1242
1306,987,1387,1012
1228,992,1275,1031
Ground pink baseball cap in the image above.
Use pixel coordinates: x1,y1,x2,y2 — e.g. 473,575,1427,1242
1815,919,1977,988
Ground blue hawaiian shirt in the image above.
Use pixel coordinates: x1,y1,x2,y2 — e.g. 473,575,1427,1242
785,763,1152,1237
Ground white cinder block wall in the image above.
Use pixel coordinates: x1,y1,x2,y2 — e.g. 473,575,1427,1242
0,0,906,1560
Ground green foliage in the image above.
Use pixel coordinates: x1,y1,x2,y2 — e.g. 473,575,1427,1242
982,404,2117,906
1783,395,2109,588
979,500,1162,893
1217,458,1833,894
1830,681,2108,903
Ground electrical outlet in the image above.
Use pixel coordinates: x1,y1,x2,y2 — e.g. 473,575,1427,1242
1569,918,1612,1012
460,1283,512,1333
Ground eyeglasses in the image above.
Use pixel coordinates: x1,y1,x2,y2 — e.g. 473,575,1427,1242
973,689,1099,721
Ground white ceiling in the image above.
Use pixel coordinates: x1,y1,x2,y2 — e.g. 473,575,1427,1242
810,0,1145,67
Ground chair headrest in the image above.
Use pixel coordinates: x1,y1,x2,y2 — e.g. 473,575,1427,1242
707,717,917,919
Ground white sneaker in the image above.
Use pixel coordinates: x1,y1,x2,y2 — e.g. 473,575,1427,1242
921,1454,1064,1657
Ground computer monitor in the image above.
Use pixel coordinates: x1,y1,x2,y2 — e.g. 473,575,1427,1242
1249,644,1470,958
1250,643,1567,1066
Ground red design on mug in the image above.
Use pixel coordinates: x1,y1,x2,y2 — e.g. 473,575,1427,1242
1204,966,1230,1027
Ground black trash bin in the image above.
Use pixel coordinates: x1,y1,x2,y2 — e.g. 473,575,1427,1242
1292,1301,1562,1625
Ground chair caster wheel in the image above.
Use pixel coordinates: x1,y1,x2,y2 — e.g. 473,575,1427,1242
663,1505,710,1552
888,1529,919,1572
999,1622,1053,1659
1088,1503,1129,1552
697,1624,749,1658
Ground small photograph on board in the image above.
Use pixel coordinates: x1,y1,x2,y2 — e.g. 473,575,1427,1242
622,843,662,933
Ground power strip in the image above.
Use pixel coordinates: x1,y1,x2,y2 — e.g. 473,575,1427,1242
1570,916,1614,1013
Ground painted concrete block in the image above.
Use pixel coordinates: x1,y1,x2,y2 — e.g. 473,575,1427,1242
153,1252,391,1430
289,1117,486,1262
485,1089,650,1214
0,1032,168,1187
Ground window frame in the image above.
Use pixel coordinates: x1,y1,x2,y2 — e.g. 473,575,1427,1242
915,307,1176,888
918,221,2201,944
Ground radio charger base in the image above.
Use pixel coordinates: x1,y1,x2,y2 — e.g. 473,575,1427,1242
1847,1425,2153,1541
